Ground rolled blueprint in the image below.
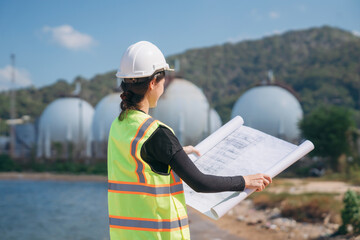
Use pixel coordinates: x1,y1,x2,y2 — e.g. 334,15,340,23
184,116,314,220
210,140,314,219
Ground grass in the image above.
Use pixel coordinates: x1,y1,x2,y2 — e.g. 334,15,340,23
320,168,360,185
249,191,343,224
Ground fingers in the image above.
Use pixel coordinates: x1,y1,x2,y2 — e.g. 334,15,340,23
183,146,201,156
256,184,264,192
258,174,272,186
193,148,201,156
259,174,271,191
263,174,272,184
244,173,272,192
257,180,266,192
263,177,270,186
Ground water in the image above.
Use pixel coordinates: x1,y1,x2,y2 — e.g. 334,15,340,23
0,180,245,240
0,180,109,240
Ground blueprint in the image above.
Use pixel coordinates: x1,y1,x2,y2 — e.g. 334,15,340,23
184,116,314,219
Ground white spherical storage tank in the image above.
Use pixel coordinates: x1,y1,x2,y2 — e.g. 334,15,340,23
231,85,303,141
91,93,122,158
92,93,122,142
150,78,221,145
37,97,95,158
210,108,222,133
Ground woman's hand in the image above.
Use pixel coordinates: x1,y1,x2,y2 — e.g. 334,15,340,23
243,173,272,192
183,145,201,156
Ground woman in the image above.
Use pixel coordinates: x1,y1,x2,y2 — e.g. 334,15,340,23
107,41,272,240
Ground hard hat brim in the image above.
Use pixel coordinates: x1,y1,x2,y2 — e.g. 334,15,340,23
116,67,175,79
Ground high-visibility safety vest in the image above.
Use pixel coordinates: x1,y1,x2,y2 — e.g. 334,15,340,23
107,110,190,240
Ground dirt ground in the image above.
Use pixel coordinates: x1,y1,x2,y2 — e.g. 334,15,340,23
197,179,360,240
1,172,360,240
267,178,360,195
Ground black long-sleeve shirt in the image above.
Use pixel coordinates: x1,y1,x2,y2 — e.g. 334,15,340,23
140,125,245,193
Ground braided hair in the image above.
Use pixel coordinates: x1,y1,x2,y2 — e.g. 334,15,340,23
119,70,165,120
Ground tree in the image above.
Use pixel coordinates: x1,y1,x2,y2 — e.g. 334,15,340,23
338,190,360,235
299,105,355,171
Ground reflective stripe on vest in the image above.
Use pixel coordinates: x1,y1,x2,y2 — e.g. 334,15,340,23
130,117,157,183
108,180,184,196
109,215,189,232
171,171,182,183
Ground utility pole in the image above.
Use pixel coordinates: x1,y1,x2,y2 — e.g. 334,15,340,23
206,51,211,137
10,54,16,158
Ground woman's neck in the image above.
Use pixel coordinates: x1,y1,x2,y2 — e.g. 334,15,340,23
138,99,149,114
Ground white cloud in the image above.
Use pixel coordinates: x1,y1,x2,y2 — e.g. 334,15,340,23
352,30,360,37
269,11,280,19
0,65,33,91
43,25,96,50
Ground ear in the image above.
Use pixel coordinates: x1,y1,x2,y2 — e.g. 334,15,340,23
149,78,156,90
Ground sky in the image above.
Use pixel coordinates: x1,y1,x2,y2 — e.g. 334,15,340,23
0,0,359,91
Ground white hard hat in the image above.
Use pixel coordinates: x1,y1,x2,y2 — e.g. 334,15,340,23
116,41,174,79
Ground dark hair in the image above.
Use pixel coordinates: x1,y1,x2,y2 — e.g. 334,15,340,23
118,70,165,120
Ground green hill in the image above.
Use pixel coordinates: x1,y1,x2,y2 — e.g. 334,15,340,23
166,26,360,121
0,26,359,127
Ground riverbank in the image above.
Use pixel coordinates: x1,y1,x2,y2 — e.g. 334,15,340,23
0,172,107,182
2,172,358,193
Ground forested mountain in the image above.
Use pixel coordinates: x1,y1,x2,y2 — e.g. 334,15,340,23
0,26,359,125
166,26,360,120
